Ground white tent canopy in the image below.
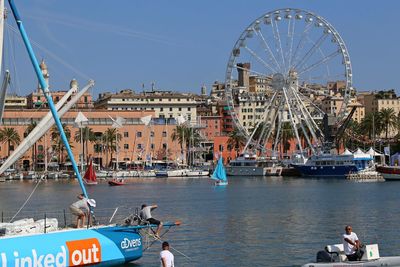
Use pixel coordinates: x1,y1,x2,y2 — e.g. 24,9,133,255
353,148,373,159
367,147,383,156
341,148,353,155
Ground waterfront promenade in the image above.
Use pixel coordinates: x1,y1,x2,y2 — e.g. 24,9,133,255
0,177,399,266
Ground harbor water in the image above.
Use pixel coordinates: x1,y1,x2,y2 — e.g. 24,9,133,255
0,177,399,266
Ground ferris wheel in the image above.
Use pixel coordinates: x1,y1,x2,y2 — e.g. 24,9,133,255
225,8,353,156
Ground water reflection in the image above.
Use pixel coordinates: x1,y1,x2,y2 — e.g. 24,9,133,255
0,178,399,266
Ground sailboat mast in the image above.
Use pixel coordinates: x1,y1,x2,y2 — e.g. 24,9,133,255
8,0,89,198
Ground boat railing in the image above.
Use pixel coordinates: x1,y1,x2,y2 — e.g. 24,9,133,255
0,206,137,230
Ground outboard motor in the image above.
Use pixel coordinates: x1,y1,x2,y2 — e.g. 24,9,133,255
316,250,334,262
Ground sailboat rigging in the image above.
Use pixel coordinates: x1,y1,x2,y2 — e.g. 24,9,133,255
0,1,180,266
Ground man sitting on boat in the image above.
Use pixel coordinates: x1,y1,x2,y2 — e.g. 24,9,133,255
69,194,95,228
343,225,363,261
140,204,163,238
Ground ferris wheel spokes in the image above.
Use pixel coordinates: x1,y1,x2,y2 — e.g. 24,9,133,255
293,33,329,71
292,88,323,142
242,91,279,153
244,46,279,73
297,50,341,75
253,27,282,72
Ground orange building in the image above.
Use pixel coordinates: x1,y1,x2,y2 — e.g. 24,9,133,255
1,109,181,170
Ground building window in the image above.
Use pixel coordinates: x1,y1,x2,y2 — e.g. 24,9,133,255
38,145,44,151
137,144,142,149
219,144,224,152
169,107,173,111
188,107,191,111
124,144,129,149
150,144,155,149
162,131,167,137
150,131,155,137
160,107,164,111
162,143,167,149
124,132,129,138
178,107,182,111
137,132,142,137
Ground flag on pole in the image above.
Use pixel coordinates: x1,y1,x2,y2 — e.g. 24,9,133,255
109,115,126,128
176,115,186,125
140,115,152,126
74,111,88,128
384,146,390,156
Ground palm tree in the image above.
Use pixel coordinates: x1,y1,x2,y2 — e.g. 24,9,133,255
227,127,246,157
102,128,121,167
379,108,397,139
74,126,96,162
50,124,72,164
0,127,21,157
25,121,38,170
171,125,202,164
360,112,382,140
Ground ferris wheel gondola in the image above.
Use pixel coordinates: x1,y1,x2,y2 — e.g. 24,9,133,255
225,8,353,157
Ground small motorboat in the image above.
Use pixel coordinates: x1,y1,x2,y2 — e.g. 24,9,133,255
302,243,400,266
108,179,125,186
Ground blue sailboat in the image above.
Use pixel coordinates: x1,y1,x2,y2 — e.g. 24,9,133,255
212,157,228,186
0,1,179,266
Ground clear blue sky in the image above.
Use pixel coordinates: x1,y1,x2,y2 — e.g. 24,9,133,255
6,0,400,98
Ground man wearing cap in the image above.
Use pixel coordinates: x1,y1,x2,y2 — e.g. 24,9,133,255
140,204,163,238
160,241,174,267
69,194,95,228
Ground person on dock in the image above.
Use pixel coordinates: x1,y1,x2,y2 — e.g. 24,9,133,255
140,204,163,238
69,194,91,228
343,225,363,261
160,241,174,267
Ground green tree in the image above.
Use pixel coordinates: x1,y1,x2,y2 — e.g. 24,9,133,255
360,112,382,140
171,125,202,164
74,126,96,162
50,124,72,164
0,127,21,157
227,127,246,157
102,128,121,167
379,108,397,139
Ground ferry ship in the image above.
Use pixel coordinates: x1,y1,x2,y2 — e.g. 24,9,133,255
291,153,373,178
226,154,283,176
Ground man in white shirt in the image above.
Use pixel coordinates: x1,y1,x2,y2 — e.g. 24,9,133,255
160,241,174,267
343,225,362,261
69,194,89,228
140,204,163,238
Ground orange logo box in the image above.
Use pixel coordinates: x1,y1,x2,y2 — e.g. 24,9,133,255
66,238,102,266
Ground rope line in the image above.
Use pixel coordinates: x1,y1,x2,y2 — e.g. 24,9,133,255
142,226,192,261
9,175,46,222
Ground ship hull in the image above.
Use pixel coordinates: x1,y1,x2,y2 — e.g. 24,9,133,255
376,166,400,180
291,164,358,178
0,225,142,266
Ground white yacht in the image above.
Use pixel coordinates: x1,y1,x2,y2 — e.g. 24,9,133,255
226,154,282,176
